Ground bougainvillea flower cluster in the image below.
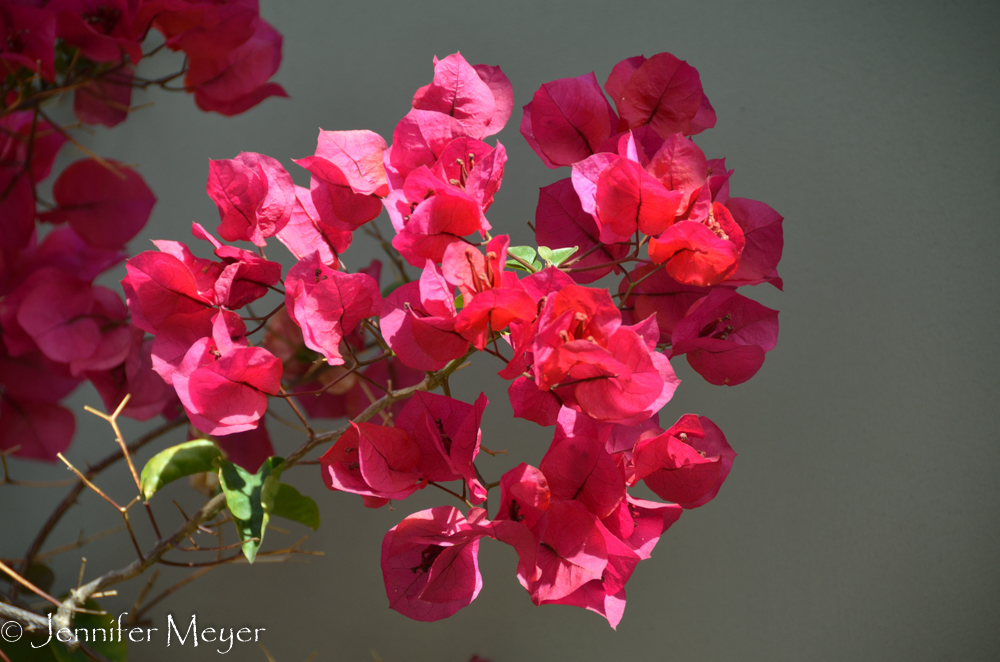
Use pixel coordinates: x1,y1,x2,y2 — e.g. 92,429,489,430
4,43,783,629
0,0,285,460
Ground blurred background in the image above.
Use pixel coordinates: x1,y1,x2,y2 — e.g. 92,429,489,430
2,0,998,660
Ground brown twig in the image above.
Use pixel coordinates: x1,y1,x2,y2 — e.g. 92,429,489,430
37,109,126,179
282,348,476,469
13,417,185,598
0,559,60,607
428,481,473,508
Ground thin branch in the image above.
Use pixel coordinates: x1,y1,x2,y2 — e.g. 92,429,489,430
506,251,538,273
131,566,218,623
279,387,315,439
37,109,126,179
614,261,665,307
14,417,185,597
52,492,229,649
282,348,476,469
561,253,640,273
0,559,60,607
246,301,285,335
35,526,126,562
428,481,473,508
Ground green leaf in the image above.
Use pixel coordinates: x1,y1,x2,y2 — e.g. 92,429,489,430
49,600,128,662
549,246,579,266
454,293,464,310
507,245,537,263
271,483,321,530
140,440,222,501
0,635,59,662
537,245,579,267
216,457,284,563
506,245,539,273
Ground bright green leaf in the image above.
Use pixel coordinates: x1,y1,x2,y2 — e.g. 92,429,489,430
549,246,579,266
454,293,464,309
216,457,284,564
507,245,537,263
140,440,222,501
537,245,578,267
271,483,321,530
506,246,539,272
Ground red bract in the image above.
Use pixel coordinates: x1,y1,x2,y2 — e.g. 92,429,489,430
380,269,470,371
521,72,617,168
295,129,389,197
519,500,611,603
0,112,66,184
508,376,562,426
73,66,134,128
284,253,381,365
15,226,125,286
541,422,626,519
387,166,489,266
645,134,712,227
171,314,282,435
0,5,56,81
722,197,785,289
532,284,679,424
443,236,535,349
648,202,745,286
618,264,710,344
276,185,352,266
40,159,155,250
0,397,74,462
50,0,142,64
0,173,36,274
0,348,80,406
123,251,215,336
671,288,779,386
608,52,714,138
185,19,287,116
87,331,177,422
534,179,629,284
595,156,684,240
11,272,99,364
386,52,510,187
320,421,422,502
632,414,736,508
0,340,79,461
395,392,489,503
412,53,512,139
212,420,274,472
138,0,258,60
188,223,283,309
381,506,485,621
207,151,294,246
387,110,466,181
430,137,507,212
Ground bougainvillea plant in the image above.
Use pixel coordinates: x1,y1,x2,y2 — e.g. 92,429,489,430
1,9,782,657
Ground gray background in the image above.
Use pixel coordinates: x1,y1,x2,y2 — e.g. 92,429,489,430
2,0,999,660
